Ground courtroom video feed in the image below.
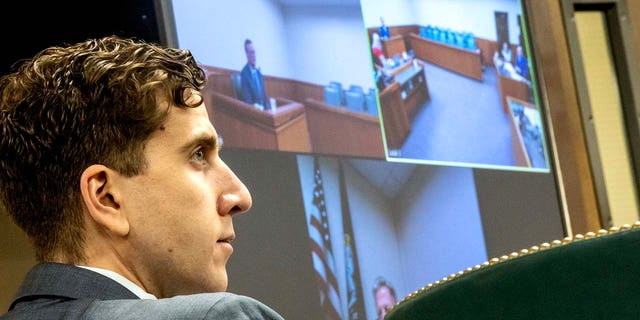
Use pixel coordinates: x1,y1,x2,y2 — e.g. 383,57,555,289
361,0,549,171
171,1,384,159
296,155,487,320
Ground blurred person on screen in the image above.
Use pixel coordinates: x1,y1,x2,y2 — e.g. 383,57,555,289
379,17,390,40
240,38,268,109
371,32,386,68
501,42,513,63
514,45,530,80
373,276,398,320
0,35,284,320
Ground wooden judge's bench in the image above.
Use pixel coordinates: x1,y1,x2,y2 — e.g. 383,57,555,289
201,65,386,159
378,59,430,150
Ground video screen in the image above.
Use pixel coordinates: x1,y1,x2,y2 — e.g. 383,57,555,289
164,1,565,319
360,0,546,170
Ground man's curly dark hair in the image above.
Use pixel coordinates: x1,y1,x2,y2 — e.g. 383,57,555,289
0,35,206,263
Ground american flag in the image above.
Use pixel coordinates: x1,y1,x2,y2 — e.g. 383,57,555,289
309,157,343,319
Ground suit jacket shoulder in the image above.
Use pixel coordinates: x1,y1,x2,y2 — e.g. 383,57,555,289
83,293,285,320
1,263,284,320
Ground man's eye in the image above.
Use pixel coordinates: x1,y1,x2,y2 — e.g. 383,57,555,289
192,149,206,162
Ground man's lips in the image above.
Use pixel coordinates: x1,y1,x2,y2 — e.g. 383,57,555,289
218,234,235,243
217,236,234,255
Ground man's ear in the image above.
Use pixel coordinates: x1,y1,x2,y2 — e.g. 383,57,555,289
80,164,130,236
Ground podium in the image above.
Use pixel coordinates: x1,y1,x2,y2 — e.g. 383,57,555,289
207,91,311,153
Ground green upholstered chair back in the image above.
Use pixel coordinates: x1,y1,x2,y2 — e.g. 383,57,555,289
386,222,640,320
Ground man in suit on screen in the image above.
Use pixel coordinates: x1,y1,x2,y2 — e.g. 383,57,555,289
240,38,268,108
0,35,284,319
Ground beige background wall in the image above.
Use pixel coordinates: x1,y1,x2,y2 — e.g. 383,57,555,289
0,208,35,311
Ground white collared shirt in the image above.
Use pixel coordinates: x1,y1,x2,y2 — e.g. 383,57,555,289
77,265,157,300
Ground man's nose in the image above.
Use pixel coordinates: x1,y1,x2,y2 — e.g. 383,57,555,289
217,161,252,216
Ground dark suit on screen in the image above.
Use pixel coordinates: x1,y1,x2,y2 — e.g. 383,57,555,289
1,262,284,320
240,63,268,107
379,25,390,40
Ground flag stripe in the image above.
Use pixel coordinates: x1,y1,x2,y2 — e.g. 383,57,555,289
307,157,343,320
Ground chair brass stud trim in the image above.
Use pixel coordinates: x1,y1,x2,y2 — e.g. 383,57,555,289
389,221,640,312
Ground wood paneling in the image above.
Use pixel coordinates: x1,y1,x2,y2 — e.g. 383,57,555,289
304,99,385,159
496,72,531,114
382,35,407,59
208,91,311,153
525,0,601,234
202,64,383,158
628,0,640,75
379,82,409,150
476,37,498,67
0,209,35,312
409,34,483,81
367,25,420,43
378,61,430,151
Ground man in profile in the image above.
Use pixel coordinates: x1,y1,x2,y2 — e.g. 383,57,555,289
240,38,268,108
0,35,284,319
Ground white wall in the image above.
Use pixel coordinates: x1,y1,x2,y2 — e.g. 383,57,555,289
298,156,486,320
171,1,374,89
395,165,487,298
360,0,416,28
361,0,524,45
172,0,292,77
343,162,402,320
284,4,374,89
298,156,407,320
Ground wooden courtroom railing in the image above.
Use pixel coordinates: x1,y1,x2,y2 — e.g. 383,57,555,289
408,33,483,81
382,35,407,60
497,70,530,114
304,98,385,159
201,64,386,158
379,81,411,151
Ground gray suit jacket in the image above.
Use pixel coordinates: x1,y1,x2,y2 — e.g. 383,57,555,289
1,262,285,319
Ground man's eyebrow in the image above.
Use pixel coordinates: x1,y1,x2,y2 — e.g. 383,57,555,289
180,133,219,153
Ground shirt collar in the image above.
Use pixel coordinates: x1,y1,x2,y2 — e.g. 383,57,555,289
77,265,157,300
